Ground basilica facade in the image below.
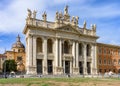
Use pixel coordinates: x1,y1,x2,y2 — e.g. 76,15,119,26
23,6,99,75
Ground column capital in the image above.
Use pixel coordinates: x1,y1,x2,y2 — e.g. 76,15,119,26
28,34,33,38
43,36,48,40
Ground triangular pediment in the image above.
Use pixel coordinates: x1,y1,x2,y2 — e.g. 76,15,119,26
55,24,82,34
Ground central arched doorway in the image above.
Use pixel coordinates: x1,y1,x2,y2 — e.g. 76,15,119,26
47,60,53,74
65,61,70,74
79,61,83,74
37,59,42,74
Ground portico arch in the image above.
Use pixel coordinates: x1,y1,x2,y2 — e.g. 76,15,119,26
86,44,91,56
64,40,70,54
79,43,83,56
47,39,53,53
37,37,43,53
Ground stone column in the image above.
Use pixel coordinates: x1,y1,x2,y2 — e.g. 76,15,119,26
75,42,79,74
72,41,75,74
59,39,62,67
91,44,97,75
63,60,65,74
70,61,72,74
72,41,76,68
76,42,79,68
55,38,59,74
83,43,87,75
94,44,97,74
91,45,94,75
26,36,33,74
58,39,63,74
43,37,47,74
32,36,37,74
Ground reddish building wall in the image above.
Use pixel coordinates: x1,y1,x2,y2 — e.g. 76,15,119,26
97,43,120,74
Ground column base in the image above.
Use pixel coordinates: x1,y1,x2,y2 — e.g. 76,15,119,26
26,66,37,75
91,68,98,75
54,67,63,75
73,67,79,74
83,67,88,75
43,66,47,75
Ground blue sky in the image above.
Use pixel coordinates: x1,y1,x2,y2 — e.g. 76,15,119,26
0,0,120,53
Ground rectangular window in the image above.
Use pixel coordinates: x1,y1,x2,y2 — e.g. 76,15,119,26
104,58,106,65
99,48,102,54
99,69,102,73
118,59,120,65
17,56,22,61
104,49,106,54
118,50,120,56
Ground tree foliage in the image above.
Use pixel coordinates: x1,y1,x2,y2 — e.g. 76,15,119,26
3,59,17,73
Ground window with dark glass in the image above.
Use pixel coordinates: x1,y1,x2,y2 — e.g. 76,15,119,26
17,56,22,61
79,43,82,55
86,44,91,56
64,41,69,54
118,59,120,65
47,39,53,53
37,38,42,53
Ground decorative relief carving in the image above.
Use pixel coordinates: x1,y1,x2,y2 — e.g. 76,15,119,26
73,68,79,72
56,67,63,72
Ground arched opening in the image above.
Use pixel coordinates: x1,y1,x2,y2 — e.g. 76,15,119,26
64,41,69,54
37,37,42,53
79,43,82,56
118,69,120,73
47,39,53,53
86,44,91,56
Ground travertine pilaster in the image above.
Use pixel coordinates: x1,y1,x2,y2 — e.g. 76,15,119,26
83,43,87,75
59,39,62,67
55,38,59,74
26,35,36,75
72,41,76,68
43,37,47,74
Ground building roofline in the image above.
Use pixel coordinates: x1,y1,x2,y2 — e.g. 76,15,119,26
97,42,120,48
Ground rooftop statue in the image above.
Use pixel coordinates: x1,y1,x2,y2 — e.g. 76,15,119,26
42,11,47,22
75,16,79,25
33,10,37,19
59,11,63,19
64,5,68,15
93,24,96,31
83,21,86,28
55,11,59,20
27,9,32,19
71,16,75,23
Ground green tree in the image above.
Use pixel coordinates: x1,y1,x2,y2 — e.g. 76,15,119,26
3,60,17,73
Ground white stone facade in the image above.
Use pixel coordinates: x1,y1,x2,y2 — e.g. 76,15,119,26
23,6,99,75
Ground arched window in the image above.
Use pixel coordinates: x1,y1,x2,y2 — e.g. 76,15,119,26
37,38,42,53
64,41,69,54
118,69,120,73
86,44,91,56
79,43,82,55
47,39,53,53
104,58,106,65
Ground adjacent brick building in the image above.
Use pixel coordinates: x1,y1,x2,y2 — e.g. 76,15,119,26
97,43,120,74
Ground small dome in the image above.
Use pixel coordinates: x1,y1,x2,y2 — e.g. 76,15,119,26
12,35,25,49
12,42,25,48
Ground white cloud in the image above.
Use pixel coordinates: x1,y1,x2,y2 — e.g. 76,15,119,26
74,3,120,18
0,0,48,33
0,47,5,54
0,40,2,42
0,0,120,47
